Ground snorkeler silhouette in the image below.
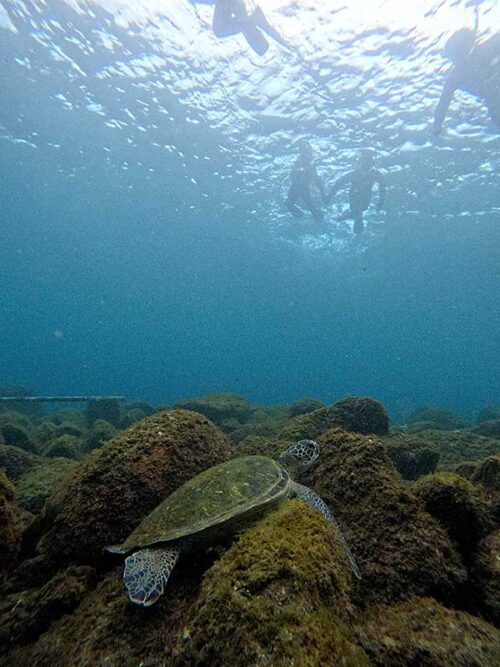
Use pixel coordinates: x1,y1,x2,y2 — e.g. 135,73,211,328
433,28,500,135
287,140,327,225
190,1,287,56
328,151,385,235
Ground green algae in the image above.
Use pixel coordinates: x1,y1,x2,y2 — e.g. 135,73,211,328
173,501,369,666
302,429,466,606
357,596,500,666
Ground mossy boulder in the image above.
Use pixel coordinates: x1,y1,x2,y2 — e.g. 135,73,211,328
356,596,500,666
31,421,59,450
0,565,95,652
280,397,389,443
42,435,81,460
472,455,500,492
56,421,83,438
40,409,85,429
0,423,35,453
288,397,326,417
418,431,500,470
302,429,466,606
174,392,253,427
38,410,231,566
173,501,369,666
383,433,440,480
477,405,500,424
471,419,500,439
17,459,79,514
472,529,500,625
454,460,480,480
0,445,38,482
412,472,493,563
119,408,147,429
407,406,460,430
1,567,198,667
235,436,284,459
328,396,389,435
81,419,117,453
85,398,121,428
0,470,22,568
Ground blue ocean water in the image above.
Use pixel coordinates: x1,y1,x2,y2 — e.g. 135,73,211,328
1,0,499,422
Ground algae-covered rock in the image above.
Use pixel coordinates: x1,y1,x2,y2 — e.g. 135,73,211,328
0,470,22,568
0,565,95,652
0,423,36,453
119,407,148,429
328,396,389,435
173,501,369,667
302,429,466,606
85,398,121,427
31,421,59,450
417,430,500,470
472,529,500,625
1,567,196,667
407,406,459,430
357,596,500,666
383,432,440,479
38,410,231,566
477,405,500,424
235,436,284,459
17,458,79,514
412,472,493,562
454,460,480,480
472,455,500,492
0,444,38,482
472,419,500,439
81,418,117,453
280,396,389,443
288,397,326,416
42,434,81,460
174,392,253,427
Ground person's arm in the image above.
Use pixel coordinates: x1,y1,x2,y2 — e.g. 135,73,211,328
327,173,351,205
433,73,457,136
375,171,386,211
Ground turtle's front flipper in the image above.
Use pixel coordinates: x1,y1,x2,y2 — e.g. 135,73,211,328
123,546,180,607
290,482,362,580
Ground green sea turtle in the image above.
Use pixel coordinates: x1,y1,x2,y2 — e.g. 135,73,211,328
106,439,361,606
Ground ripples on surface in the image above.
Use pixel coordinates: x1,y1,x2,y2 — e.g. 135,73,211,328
1,0,499,252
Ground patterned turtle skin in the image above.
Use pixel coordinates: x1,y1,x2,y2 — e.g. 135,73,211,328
119,455,290,553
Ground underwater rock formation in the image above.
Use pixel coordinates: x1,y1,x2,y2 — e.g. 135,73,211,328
0,444,38,481
16,458,79,514
472,419,500,439
280,396,389,442
174,392,253,429
383,432,440,479
477,405,500,424
356,597,500,665
412,472,493,563
406,406,462,430
80,418,117,453
328,396,389,435
0,565,96,652
85,398,121,428
42,434,81,459
173,501,369,666
302,429,466,606
288,396,326,416
472,529,500,625
0,421,35,453
37,410,231,567
0,470,22,568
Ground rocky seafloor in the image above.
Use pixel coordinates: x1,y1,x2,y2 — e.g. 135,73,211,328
0,388,499,666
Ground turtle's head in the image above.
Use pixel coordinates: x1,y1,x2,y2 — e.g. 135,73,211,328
278,439,319,476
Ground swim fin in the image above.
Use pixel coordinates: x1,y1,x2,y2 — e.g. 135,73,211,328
242,25,269,56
